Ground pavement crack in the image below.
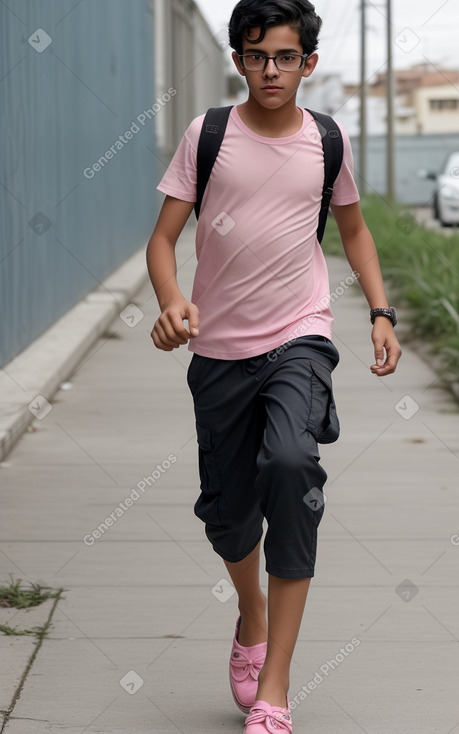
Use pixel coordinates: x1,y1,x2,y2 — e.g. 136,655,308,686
0,589,63,733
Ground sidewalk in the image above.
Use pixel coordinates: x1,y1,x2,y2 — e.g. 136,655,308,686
1,224,458,734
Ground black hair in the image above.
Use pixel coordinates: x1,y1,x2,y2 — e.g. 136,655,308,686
228,0,322,56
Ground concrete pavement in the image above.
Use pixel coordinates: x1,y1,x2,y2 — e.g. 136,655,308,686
0,247,149,462
1,224,458,733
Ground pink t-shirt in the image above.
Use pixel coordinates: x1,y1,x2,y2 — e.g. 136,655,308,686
157,106,360,360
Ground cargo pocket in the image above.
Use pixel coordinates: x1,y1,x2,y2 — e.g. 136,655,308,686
307,360,340,444
193,423,223,527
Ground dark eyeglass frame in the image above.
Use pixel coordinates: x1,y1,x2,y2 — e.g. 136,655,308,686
238,53,308,72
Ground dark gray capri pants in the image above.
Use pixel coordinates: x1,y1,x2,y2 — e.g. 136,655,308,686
187,336,340,580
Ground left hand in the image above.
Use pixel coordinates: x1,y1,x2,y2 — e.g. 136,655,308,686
370,319,402,376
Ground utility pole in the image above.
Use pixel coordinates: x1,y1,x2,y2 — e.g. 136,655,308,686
359,0,367,195
386,0,396,200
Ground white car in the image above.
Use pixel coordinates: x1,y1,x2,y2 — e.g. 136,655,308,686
420,151,459,226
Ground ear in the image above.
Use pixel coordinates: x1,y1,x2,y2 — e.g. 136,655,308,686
302,52,319,79
232,51,246,77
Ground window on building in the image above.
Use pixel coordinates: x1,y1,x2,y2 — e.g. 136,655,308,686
430,99,459,111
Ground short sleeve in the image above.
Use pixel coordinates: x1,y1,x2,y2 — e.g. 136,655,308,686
157,115,205,203
330,123,360,207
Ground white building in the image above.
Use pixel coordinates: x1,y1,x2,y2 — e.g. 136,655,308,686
297,74,388,136
154,0,225,160
299,65,459,137
415,84,459,135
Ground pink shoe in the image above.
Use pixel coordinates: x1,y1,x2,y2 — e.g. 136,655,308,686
244,700,292,733
229,617,267,714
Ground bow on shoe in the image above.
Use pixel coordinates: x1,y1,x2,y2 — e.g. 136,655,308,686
245,707,292,733
230,650,266,682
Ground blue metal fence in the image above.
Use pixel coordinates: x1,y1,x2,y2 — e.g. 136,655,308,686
0,0,160,367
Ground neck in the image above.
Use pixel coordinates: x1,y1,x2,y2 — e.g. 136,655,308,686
238,95,302,137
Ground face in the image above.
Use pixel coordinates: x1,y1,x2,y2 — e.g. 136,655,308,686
232,24,318,110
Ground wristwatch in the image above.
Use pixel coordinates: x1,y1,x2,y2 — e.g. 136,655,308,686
370,307,398,326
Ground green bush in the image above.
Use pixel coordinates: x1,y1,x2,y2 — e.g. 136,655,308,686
323,197,459,386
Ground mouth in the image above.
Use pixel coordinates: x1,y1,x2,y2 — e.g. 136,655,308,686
262,85,283,92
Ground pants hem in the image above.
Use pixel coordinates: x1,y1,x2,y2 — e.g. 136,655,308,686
265,563,315,580
211,533,264,565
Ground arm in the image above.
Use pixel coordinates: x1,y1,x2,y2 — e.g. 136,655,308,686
146,195,198,351
331,201,402,376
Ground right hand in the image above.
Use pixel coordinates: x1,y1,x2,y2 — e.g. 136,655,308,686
151,298,200,351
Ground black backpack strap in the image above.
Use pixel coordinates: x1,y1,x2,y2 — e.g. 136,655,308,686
195,106,233,219
306,109,344,244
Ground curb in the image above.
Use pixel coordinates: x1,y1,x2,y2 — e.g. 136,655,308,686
405,336,459,405
0,246,149,462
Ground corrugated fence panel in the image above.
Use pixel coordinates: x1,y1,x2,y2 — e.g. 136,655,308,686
0,0,161,367
351,133,459,205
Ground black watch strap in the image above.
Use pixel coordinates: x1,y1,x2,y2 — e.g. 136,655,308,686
370,307,398,326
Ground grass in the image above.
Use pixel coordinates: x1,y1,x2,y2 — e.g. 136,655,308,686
0,582,63,732
322,196,459,388
0,576,61,610
0,624,45,636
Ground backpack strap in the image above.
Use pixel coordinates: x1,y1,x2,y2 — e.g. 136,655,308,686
195,105,233,220
306,109,344,244
195,106,344,245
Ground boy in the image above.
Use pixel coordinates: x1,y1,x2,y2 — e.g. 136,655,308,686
147,1,402,731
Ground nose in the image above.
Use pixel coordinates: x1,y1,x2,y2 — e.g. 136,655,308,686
264,58,279,77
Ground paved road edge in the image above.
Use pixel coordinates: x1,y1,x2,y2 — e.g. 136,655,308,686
0,246,149,462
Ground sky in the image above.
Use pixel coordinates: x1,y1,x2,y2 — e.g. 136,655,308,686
194,0,459,82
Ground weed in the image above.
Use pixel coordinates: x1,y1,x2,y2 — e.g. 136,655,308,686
0,576,61,609
0,624,44,636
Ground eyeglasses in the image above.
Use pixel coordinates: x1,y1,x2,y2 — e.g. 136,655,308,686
239,53,308,72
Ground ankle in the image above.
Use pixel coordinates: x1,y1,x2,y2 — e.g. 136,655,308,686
257,666,289,689
256,669,289,709
236,597,267,646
